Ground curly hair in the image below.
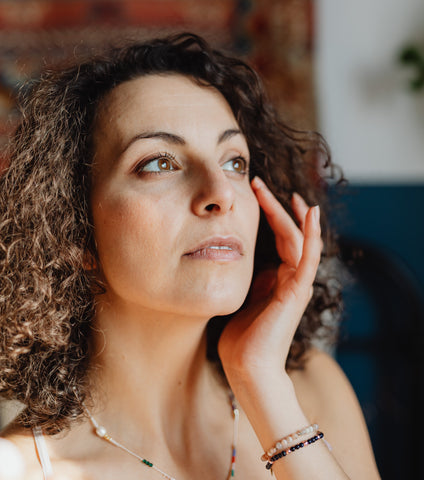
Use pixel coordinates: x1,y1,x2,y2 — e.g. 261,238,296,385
0,32,342,434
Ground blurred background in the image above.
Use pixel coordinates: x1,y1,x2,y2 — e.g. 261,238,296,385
0,1,423,478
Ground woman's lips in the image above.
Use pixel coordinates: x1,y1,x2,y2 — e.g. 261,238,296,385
183,237,243,261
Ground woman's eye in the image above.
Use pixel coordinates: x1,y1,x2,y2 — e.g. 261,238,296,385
222,156,248,174
136,153,176,174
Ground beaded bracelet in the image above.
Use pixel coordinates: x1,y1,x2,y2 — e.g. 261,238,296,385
261,424,319,461
265,432,324,470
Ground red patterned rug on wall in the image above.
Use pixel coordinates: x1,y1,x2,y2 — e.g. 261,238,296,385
0,0,315,162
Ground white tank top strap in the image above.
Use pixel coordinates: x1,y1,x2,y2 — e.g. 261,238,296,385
32,427,53,479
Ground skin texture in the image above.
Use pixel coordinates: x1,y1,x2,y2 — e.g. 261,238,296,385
0,74,380,480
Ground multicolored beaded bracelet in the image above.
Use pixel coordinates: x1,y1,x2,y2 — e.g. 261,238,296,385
261,423,319,461
265,432,324,470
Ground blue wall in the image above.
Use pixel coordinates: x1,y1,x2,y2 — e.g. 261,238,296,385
331,184,424,292
330,184,424,479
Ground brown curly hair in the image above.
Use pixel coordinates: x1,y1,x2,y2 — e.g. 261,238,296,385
0,32,342,434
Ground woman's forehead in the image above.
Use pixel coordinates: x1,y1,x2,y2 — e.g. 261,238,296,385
98,74,234,122
93,74,241,153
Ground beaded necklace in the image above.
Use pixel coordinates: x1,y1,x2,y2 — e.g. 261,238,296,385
84,393,239,480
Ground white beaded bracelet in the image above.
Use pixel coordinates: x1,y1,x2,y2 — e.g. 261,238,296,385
261,423,319,461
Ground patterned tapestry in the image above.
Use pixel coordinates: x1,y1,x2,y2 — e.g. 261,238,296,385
0,0,314,160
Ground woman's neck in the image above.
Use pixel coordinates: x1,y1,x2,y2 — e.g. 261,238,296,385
87,298,228,451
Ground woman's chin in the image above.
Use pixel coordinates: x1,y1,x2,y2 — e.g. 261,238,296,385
182,289,248,319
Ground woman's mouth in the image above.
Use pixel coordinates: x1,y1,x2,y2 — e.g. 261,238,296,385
183,237,243,261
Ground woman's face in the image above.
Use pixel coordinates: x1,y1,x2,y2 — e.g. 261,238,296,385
91,74,260,319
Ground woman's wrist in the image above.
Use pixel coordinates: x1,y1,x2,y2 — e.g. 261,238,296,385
227,369,349,479
226,368,311,450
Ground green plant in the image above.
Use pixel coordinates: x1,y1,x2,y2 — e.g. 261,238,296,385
399,45,424,92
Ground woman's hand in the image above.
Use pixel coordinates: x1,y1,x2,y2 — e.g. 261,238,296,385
217,179,366,480
218,176,322,387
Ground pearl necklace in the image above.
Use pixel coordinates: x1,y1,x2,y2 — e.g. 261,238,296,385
84,393,239,480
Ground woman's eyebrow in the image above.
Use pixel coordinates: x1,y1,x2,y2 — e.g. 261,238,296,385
122,131,186,153
217,128,243,144
122,128,243,154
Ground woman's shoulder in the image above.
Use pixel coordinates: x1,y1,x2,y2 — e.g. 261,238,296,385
0,422,44,479
289,348,351,421
290,347,368,435
292,347,355,392
291,348,381,479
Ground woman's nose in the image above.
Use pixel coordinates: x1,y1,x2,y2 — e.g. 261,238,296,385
190,165,235,216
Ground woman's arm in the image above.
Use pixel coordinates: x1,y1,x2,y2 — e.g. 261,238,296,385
218,177,380,479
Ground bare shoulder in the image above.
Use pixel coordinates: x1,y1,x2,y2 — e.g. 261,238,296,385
290,348,381,480
291,347,360,411
289,348,363,436
0,422,43,479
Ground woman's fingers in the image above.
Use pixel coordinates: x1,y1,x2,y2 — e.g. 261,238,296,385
271,206,320,330
291,192,309,232
251,177,303,266
294,205,321,291
292,192,324,253
251,177,322,306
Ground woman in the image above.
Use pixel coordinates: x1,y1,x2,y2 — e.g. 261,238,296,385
0,33,380,479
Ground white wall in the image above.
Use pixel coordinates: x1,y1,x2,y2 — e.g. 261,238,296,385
315,0,424,183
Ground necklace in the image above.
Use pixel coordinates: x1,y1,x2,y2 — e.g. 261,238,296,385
84,392,239,480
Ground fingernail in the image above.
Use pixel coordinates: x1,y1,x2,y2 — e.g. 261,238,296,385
252,177,269,190
292,192,307,206
313,205,320,224
251,176,265,188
